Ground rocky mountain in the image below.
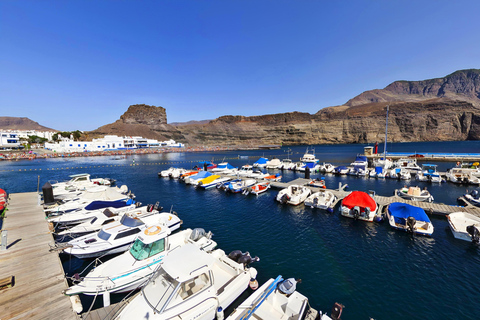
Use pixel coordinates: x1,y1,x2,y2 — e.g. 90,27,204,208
0,117,56,131
88,104,185,141
89,69,480,146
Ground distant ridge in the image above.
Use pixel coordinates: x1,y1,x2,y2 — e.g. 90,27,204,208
170,120,212,126
0,117,56,131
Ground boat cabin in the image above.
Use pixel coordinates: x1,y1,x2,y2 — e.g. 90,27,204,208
129,225,171,261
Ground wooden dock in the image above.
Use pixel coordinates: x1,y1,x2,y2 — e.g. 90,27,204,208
270,178,480,217
0,192,79,320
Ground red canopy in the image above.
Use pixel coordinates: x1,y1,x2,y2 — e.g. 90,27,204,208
342,191,376,210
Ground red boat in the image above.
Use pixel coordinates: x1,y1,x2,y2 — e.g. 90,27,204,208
0,188,7,211
246,182,270,195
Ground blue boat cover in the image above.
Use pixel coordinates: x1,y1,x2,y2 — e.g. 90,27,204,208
254,157,268,165
192,171,212,179
85,200,127,211
335,166,347,171
375,167,383,174
218,163,235,169
303,162,316,169
355,156,367,162
388,202,431,222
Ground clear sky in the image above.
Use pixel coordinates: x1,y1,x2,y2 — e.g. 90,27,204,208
1,0,479,131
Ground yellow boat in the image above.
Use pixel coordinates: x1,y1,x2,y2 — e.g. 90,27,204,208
196,175,221,187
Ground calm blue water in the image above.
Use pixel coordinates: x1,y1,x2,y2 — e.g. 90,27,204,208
1,141,480,319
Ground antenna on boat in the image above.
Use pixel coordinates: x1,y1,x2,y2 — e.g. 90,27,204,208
383,105,389,159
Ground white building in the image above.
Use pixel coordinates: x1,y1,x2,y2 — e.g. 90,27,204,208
0,132,21,149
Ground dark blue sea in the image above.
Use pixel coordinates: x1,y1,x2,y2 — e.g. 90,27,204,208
1,141,480,320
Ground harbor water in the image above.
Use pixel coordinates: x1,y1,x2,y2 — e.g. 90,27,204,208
1,141,480,320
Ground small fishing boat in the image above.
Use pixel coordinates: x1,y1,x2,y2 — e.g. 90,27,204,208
340,191,378,222
447,212,480,243
308,178,326,188
463,190,480,207
319,162,335,173
300,147,319,163
226,275,340,320
227,179,256,193
64,228,217,305
276,185,311,205
263,174,282,182
334,166,349,175
305,191,336,210
114,243,259,320
278,158,295,170
62,212,182,259
184,171,212,185
415,164,443,183
245,181,270,195
387,202,434,236
396,186,434,202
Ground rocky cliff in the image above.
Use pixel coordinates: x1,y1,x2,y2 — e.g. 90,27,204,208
89,69,480,146
88,104,185,141
0,117,56,131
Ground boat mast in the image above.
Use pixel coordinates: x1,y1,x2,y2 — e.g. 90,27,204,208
383,105,389,158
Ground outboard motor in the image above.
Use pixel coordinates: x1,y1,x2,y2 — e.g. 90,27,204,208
277,278,299,297
331,302,344,320
364,207,371,218
42,182,55,205
406,216,416,233
466,225,480,243
471,190,479,200
146,204,154,212
280,194,289,204
228,250,243,262
190,228,206,241
237,252,259,266
153,201,162,211
352,206,360,220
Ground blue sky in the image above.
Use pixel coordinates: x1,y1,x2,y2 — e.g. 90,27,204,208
1,1,479,131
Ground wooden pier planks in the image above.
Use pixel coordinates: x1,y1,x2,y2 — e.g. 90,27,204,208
0,192,78,320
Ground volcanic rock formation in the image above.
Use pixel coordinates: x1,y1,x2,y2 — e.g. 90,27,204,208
0,117,56,131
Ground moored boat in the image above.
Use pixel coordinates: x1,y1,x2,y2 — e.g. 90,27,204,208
305,190,336,210
387,202,434,236
464,190,480,206
396,186,434,202
340,191,378,222
245,181,270,195
447,212,480,243
227,179,256,193
276,185,311,205
114,243,258,320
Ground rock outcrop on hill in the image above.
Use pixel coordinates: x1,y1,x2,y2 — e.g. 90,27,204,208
88,104,185,141
0,117,56,131
89,69,480,146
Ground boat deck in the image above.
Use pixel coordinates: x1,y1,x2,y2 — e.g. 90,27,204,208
0,192,79,320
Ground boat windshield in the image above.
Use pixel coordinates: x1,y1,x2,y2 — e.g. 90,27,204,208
98,229,111,240
120,214,144,227
130,238,166,261
144,269,180,313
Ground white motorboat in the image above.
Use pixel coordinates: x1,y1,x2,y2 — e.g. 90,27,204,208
305,191,336,210
372,157,394,170
334,166,349,175
348,165,368,177
340,191,378,222
350,155,368,167
50,173,114,197
114,243,258,320
227,179,257,193
396,186,434,202
463,190,480,207
446,168,480,185
387,168,411,180
319,162,335,173
415,164,443,183
44,186,132,215
159,167,176,178
64,228,217,305
253,157,269,168
297,162,321,172
48,200,139,227
276,185,311,206
198,176,232,189
278,158,296,170
226,276,339,320
393,158,422,174
55,203,162,236
300,147,319,163
447,212,480,243
63,212,182,259
265,158,281,169
211,162,237,174
237,165,255,177
387,202,434,236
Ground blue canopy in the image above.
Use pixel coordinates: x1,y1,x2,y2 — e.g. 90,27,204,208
254,157,268,165
218,163,235,170
375,166,383,174
85,200,128,211
388,202,431,223
192,171,212,179
355,156,367,162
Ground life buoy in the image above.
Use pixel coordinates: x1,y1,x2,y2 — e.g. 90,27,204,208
168,215,172,221
144,225,162,236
